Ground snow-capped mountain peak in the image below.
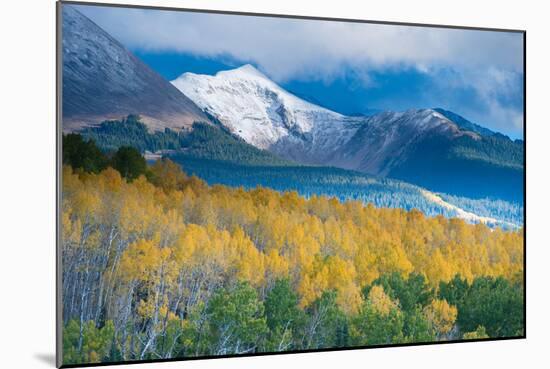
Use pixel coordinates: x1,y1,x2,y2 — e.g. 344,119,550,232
172,65,352,156
217,63,270,80
171,64,494,176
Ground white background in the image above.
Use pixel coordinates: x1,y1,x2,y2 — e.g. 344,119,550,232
0,0,548,368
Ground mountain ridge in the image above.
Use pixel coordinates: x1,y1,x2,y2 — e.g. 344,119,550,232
433,108,497,137
62,5,211,132
172,65,523,202
172,64,357,158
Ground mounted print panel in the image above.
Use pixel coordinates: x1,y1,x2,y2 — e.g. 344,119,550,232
57,1,525,367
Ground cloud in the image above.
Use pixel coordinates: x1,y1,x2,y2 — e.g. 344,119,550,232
438,66,524,135
473,68,524,133
75,5,523,80
73,4,524,137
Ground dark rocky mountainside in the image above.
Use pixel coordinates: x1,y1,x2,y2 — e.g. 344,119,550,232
62,6,211,132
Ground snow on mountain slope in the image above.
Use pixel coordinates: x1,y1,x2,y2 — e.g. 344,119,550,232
172,64,482,169
171,63,521,203
172,64,363,164
331,108,480,175
433,108,496,137
420,190,518,228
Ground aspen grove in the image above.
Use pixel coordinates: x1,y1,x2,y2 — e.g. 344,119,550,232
61,155,523,364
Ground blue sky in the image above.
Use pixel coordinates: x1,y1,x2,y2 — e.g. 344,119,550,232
74,4,524,139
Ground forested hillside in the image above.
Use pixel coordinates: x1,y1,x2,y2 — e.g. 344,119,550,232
79,115,292,166
388,132,524,203
171,155,523,227
61,156,524,364
76,118,522,227
172,156,458,217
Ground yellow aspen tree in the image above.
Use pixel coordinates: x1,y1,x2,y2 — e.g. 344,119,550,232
367,285,398,316
423,299,458,338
